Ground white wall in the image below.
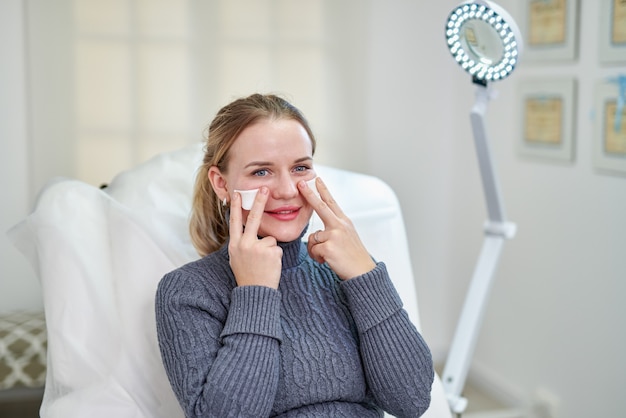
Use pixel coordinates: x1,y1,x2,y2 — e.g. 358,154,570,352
0,0,42,312
473,2,626,417
363,1,626,417
2,1,625,417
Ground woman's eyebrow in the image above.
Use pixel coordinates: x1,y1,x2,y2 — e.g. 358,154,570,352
244,161,273,169
244,156,312,169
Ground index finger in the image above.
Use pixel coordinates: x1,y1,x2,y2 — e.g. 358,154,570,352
299,177,346,227
242,186,269,238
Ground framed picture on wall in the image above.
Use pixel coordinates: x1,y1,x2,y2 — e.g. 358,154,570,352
521,0,579,62
517,78,577,162
599,0,626,64
593,78,626,175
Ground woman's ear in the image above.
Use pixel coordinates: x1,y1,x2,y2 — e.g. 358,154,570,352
208,166,229,202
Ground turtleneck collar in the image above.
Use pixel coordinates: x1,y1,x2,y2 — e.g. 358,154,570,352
277,230,308,270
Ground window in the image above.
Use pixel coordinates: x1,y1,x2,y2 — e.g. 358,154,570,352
28,0,361,188
74,0,192,185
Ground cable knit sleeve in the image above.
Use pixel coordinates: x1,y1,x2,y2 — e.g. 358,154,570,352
341,262,434,418
155,262,282,418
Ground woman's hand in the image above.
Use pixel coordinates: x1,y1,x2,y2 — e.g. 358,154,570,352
300,178,376,280
228,187,283,289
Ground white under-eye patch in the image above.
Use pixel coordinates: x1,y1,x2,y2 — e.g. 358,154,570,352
234,188,259,210
234,177,319,210
306,177,320,197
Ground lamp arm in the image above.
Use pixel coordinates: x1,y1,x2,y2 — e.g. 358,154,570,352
441,83,516,414
471,85,506,224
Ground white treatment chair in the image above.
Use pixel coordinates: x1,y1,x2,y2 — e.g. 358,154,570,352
8,145,451,418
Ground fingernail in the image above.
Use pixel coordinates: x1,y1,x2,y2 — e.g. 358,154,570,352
260,186,268,195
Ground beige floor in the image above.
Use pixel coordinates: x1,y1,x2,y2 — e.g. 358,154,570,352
436,364,530,418
462,385,530,418
464,381,506,412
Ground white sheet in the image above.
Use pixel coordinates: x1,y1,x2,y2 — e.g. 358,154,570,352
10,179,184,417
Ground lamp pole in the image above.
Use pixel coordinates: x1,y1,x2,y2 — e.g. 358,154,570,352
441,82,517,414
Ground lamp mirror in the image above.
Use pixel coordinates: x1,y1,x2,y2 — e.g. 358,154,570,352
445,1,522,82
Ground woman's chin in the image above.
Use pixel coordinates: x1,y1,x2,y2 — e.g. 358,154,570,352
258,223,307,243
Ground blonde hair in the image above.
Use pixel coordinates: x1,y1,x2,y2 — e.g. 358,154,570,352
190,93,317,256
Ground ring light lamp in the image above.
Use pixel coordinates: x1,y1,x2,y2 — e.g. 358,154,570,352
445,1,522,84
441,1,522,414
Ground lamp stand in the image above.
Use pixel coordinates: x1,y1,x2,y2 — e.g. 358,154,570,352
442,83,517,414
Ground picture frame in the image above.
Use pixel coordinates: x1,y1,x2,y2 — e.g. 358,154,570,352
521,0,579,63
517,78,577,162
593,78,626,175
599,0,626,64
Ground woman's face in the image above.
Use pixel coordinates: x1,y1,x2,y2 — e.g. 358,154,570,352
219,118,316,242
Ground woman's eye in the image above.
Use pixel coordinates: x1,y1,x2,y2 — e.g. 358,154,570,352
253,169,268,177
294,165,309,173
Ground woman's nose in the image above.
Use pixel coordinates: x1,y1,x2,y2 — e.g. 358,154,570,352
272,175,298,199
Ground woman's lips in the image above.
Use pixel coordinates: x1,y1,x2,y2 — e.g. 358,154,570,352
265,206,301,221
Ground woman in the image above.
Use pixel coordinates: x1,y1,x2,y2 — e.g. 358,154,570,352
155,93,434,417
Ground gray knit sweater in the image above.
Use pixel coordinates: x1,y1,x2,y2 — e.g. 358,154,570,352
155,236,433,418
